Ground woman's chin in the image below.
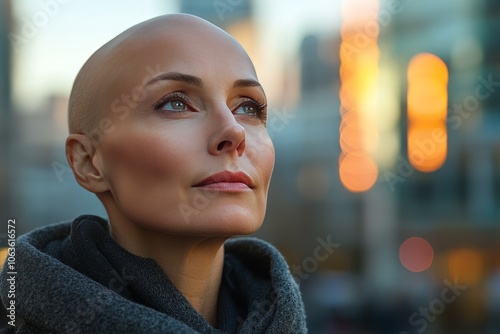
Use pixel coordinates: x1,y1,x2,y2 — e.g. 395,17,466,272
127,210,263,237
184,210,264,236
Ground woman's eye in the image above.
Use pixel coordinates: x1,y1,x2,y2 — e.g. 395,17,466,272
235,104,258,116
153,93,194,113
233,99,267,122
162,99,188,112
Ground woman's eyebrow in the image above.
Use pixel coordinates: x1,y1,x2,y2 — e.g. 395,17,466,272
232,79,262,89
145,72,263,92
146,72,203,87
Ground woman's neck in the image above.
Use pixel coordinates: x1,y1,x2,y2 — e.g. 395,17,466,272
109,220,226,327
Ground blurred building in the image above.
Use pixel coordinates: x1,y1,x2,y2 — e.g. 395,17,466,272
0,0,12,328
483,0,500,112
0,1,11,115
257,0,499,331
179,0,252,27
391,0,499,226
0,0,13,248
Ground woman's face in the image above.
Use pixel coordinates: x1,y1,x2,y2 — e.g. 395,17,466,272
94,22,275,236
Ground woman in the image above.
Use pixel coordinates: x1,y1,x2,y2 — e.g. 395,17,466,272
0,14,307,333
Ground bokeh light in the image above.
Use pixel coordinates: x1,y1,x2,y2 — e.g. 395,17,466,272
408,124,448,172
0,248,7,267
339,0,380,192
407,53,449,84
339,153,378,192
448,248,484,285
399,237,434,272
407,53,449,173
340,111,380,153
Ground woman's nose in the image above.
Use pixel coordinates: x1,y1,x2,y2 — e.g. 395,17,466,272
207,107,246,157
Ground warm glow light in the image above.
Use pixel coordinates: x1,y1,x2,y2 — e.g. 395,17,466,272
399,237,434,272
339,0,380,192
408,124,447,172
340,111,380,153
0,248,7,267
407,53,448,173
407,83,448,122
339,153,378,192
448,249,484,285
407,53,449,83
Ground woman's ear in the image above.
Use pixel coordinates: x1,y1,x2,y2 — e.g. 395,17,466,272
65,134,109,193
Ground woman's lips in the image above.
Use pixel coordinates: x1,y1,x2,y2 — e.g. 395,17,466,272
197,182,250,191
194,171,254,191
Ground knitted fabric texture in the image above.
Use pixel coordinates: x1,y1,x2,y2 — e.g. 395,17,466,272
0,215,307,333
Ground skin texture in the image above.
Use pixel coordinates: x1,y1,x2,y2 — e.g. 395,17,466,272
65,14,275,326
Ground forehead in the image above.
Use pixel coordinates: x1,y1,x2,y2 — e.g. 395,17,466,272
104,22,258,91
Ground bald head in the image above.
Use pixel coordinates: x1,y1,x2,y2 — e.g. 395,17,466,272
68,14,253,135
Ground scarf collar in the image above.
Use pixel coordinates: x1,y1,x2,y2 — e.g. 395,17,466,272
1,215,307,333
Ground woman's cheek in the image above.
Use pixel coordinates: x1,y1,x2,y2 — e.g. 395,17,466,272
247,128,275,183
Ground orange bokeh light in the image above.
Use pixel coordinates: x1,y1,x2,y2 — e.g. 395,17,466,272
399,237,434,272
340,113,379,153
0,248,7,267
407,84,448,122
448,249,484,285
339,153,378,192
407,53,448,173
408,124,447,172
339,0,380,193
408,53,449,83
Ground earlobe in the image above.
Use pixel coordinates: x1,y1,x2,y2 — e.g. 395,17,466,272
65,134,109,193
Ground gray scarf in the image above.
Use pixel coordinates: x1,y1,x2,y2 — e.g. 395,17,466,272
0,215,307,333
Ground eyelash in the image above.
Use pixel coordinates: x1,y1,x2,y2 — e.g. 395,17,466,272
153,92,193,112
153,92,268,121
238,97,268,121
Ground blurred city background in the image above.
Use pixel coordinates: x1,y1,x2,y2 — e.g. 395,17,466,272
1,0,499,333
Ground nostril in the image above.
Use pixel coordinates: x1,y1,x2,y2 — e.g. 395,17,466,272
217,141,229,151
